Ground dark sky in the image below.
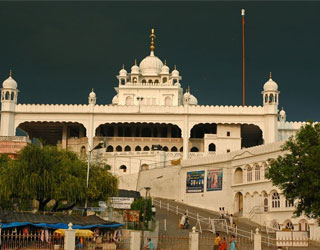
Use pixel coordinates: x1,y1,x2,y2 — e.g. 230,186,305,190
0,1,319,122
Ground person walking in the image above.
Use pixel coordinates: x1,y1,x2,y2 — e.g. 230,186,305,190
229,214,234,228
230,235,238,250
219,237,227,250
180,213,186,229
143,238,154,250
214,232,221,250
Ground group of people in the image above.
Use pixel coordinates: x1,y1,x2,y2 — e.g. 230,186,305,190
214,233,238,250
179,213,190,229
219,208,236,230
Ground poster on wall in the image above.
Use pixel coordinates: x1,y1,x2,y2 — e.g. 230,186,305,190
207,169,223,191
186,170,205,193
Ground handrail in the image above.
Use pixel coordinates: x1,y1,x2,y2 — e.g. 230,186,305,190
152,198,275,242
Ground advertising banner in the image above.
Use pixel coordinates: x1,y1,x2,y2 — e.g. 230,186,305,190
123,210,140,222
207,169,223,191
110,197,134,209
186,170,205,193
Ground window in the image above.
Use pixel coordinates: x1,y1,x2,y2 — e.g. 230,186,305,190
171,146,177,152
247,166,252,182
272,192,280,208
142,79,146,84
11,92,14,101
227,131,230,136
154,79,159,84
285,200,294,207
135,146,141,151
179,147,183,152
143,146,150,151
148,79,153,84
269,94,274,103
163,146,168,152
120,165,127,173
125,96,133,105
106,145,114,152
208,143,216,152
124,145,131,151
255,165,260,181
163,77,167,83
264,94,268,103
116,145,122,152
285,221,294,230
121,79,125,85
133,77,137,83
227,149,230,153
190,147,199,152
5,91,9,100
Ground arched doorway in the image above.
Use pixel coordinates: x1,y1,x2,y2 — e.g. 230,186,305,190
234,192,243,215
234,168,243,184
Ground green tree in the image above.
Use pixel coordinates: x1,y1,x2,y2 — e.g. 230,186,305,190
266,121,320,219
0,144,118,211
131,197,153,222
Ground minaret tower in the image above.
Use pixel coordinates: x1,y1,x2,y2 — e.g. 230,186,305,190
262,72,280,143
1,70,19,136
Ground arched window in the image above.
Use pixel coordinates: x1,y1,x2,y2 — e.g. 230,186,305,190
133,77,137,83
173,79,178,84
80,146,86,159
5,91,9,100
125,96,133,105
264,94,268,103
143,146,150,151
141,164,149,171
142,79,146,84
124,145,131,151
285,221,294,230
263,193,268,212
272,192,280,208
10,92,14,101
234,168,243,184
190,147,199,152
154,79,159,84
148,79,153,85
179,147,183,152
208,143,216,152
299,220,309,231
106,145,114,152
171,146,177,152
275,94,277,103
135,145,141,151
116,145,122,152
163,77,167,83
163,146,168,152
255,165,260,181
121,79,125,85
271,220,280,230
247,166,252,182
269,94,274,103
120,165,127,173
165,96,172,106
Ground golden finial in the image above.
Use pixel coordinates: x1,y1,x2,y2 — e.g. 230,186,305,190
122,64,125,69
150,28,156,52
92,88,94,92
164,59,167,65
9,69,12,77
269,72,272,79
187,85,190,93
134,59,137,65
174,65,177,70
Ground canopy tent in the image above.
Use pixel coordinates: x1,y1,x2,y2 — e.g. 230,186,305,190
0,211,123,229
54,229,94,237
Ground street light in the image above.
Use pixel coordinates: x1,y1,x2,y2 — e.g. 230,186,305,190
83,141,105,216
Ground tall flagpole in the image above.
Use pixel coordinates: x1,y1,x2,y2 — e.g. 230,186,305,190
241,9,245,106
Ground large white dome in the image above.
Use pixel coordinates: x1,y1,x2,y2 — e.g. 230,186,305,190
139,52,163,76
2,76,17,89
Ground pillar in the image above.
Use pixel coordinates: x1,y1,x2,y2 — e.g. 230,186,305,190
168,125,172,138
254,228,261,250
130,230,141,250
64,223,75,250
189,227,199,250
79,126,85,138
62,124,68,149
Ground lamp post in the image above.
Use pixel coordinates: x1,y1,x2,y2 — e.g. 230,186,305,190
141,187,151,250
83,141,104,216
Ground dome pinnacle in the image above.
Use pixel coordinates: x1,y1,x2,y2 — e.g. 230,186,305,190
9,69,12,77
269,72,272,79
150,28,156,54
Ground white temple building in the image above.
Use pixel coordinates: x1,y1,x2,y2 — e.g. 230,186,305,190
1,29,319,239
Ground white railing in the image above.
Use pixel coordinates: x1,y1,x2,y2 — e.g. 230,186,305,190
152,198,276,244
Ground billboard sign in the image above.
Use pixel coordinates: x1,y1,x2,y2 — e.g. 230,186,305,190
186,170,205,193
207,169,223,191
110,197,134,209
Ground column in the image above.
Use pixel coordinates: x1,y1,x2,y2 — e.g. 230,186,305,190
130,230,141,250
168,125,172,138
64,223,75,250
254,228,262,250
62,124,67,149
189,227,199,250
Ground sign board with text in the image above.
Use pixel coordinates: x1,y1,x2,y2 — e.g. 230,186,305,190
110,197,134,209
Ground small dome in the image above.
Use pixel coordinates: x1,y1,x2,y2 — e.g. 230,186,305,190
172,66,179,77
139,52,163,76
89,89,96,98
263,73,278,91
119,66,127,77
160,64,169,74
112,95,119,104
279,108,286,117
3,76,17,89
189,94,198,105
131,64,140,74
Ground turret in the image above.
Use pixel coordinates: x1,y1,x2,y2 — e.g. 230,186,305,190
1,70,19,136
